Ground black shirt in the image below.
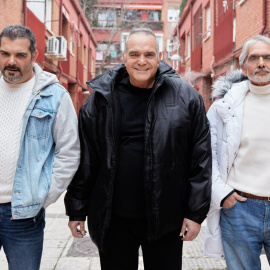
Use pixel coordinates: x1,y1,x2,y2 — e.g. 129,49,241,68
113,75,152,218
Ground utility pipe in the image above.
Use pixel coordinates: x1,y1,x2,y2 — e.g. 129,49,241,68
259,0,267,35
58,0,63,80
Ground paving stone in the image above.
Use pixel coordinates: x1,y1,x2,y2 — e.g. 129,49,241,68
89,257,101,270
42,247,63,258
43,239,67,248
67,236,99,257
54,257,91,270
40,257,58,269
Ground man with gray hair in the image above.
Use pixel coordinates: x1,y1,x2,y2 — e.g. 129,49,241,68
0,25,80,270
205,35,270,269
65,27,212,270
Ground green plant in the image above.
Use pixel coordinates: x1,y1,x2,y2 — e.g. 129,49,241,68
180,0,188,15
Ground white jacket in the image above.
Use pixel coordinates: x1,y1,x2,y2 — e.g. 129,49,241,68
205,70,249,259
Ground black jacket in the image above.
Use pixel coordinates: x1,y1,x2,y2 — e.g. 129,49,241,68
65,61,212,251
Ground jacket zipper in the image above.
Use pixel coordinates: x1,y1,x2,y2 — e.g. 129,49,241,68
144,79,162,240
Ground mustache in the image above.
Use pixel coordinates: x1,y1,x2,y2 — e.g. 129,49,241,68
254,68,270,74
4,65,22,73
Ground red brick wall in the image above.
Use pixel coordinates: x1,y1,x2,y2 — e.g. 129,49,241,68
26,9,46,64
193,76,213,112
0,0,23,31
201,0,214,74
51,0,60,36
235,0,263,50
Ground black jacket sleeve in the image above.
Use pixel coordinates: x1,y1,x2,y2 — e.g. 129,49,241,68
185,94,212,224
64,93,100,220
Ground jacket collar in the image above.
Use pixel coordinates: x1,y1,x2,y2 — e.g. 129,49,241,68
212,69,248,99
32,63,59,94
87,61,177,97
214,80,249,122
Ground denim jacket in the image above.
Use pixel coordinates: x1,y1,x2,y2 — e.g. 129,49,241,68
10,64,80,219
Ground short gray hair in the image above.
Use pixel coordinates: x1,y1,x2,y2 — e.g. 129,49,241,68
239,35,270,66
124,27,159,55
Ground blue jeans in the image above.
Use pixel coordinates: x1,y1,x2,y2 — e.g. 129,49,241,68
0,203,45,270
221,198,270,270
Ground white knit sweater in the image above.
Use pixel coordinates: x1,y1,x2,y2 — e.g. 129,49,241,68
227,82,270,196
0,76,35,203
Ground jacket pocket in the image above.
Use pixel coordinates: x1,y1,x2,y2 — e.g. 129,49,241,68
27,108,52,139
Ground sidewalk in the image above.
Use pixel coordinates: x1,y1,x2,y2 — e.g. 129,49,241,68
0,194,269,269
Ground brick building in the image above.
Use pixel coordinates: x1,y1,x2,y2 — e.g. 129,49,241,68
172,0,270,111
161,0,180,65
91,0,163,75
0,0,97,113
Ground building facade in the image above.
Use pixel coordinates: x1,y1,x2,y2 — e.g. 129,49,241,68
161,0,180,65
0,0,97,113
172,0,270,111
91,0,164,75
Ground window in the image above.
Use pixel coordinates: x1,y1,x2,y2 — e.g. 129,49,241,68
97,10,116,27
186,33,191,60
98,12,107,27
168,9,179,22
27,0,52,30
233,17,236,42
156,34,163,54
83,45,87,66
121,33,129,52
167,39,173,52
167,39,173,59
98,43,108,51
124,10,160,22
206,6,211,37
45,0,52,30
69,27,73,55
107,11,115,26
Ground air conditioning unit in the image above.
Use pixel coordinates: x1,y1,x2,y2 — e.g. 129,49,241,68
56,36,67,60
45,36,67,61
45,36,59,58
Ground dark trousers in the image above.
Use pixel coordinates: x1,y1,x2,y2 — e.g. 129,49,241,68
99,215,183,270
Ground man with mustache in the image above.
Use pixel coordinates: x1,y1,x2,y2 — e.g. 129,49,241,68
0,25,80,270
65,28,212,270
205,35,270,269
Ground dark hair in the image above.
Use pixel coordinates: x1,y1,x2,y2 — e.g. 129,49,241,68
0,25,36,57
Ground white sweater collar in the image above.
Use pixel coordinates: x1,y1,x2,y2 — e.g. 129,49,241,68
249,81,270,95
0,75,35,91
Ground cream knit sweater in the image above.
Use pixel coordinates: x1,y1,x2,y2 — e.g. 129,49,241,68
0,76,35,203
227,82,270,196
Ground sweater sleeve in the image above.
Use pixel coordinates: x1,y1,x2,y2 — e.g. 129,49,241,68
43,92,80,208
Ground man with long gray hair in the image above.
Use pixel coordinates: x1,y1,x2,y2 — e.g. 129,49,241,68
205,35,270,269
65,27,212,270
0,25,80,270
